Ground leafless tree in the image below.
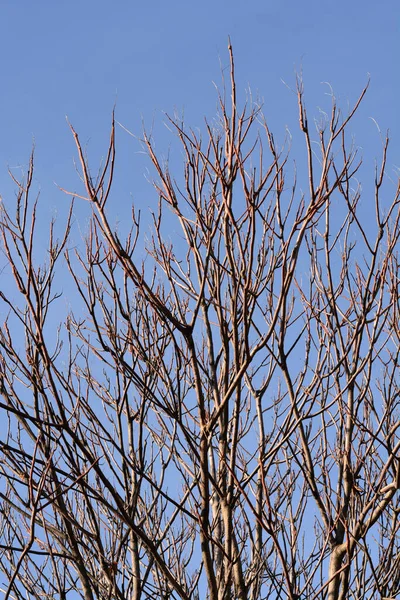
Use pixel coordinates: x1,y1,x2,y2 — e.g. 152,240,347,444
0,46,399,600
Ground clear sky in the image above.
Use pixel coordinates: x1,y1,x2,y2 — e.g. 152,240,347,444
0,0,398,214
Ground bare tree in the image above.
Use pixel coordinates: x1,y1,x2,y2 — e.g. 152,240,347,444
0,46,399,600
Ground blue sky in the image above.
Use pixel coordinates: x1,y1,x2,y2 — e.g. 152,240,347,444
0,0,398,311
0,0,398,211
